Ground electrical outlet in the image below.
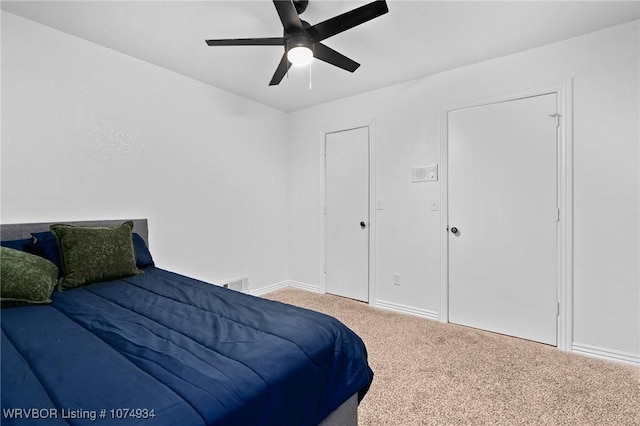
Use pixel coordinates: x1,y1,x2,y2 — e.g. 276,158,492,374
393,273,400,286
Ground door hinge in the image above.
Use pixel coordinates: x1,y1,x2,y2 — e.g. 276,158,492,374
557,302,560,316
556,208,560,222
549,113,561,128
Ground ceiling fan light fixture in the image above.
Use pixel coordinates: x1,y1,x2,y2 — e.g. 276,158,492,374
287,45,313,66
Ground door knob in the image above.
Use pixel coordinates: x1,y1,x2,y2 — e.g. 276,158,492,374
360,221,366,229
450,227,458,234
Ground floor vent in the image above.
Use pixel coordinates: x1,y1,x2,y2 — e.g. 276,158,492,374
221,276,249,292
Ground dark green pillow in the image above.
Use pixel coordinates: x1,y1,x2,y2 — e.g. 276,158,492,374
1,247,58,305
50,221,141,290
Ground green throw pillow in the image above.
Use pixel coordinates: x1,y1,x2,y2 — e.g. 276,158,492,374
1,247,58,305
51,221,140,290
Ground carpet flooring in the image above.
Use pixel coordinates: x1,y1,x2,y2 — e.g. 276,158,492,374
264,288,640,426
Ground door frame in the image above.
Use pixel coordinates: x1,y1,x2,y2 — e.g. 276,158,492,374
439,81,573,350
320,120,376,303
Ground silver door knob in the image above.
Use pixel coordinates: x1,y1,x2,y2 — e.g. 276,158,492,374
360,221,366,229
450,227,458,234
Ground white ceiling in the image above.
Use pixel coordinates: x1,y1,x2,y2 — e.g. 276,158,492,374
2,1,639,112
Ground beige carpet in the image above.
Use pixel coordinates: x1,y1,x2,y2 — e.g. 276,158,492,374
264,288,640,426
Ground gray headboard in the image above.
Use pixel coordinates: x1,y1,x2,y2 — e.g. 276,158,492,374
0,219,149,247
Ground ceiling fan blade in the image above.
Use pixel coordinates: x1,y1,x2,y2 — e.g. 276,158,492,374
206,37,284,46
273,0,304,33
308,0,388,41
314,43,360,72
269,53,292,86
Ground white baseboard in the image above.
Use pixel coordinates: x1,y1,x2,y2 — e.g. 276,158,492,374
572,343,640,367
246,281,289,296
287,280,321,293
373,299,439,321
247,280,320,296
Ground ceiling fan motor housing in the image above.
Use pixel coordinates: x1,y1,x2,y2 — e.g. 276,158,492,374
286,33,314,54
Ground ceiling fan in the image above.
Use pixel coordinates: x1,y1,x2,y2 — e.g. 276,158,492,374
205,0,389,86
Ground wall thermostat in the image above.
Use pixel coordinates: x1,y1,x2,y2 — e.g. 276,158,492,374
412,164,438,182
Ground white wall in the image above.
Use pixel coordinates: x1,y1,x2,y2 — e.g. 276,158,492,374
288,21,639,360
1,12,290,289
2,11,638,363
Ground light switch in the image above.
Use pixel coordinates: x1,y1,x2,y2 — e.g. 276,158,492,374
426,165,438,181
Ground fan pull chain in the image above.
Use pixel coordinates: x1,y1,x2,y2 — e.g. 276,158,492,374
286,40,290,80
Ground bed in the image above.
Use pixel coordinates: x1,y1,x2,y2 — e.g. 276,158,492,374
1,219,373,426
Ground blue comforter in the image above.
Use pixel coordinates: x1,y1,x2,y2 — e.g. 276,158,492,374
1,268,373,425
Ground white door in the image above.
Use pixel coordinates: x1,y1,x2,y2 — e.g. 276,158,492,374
325,127,369,302
448,94,558,345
